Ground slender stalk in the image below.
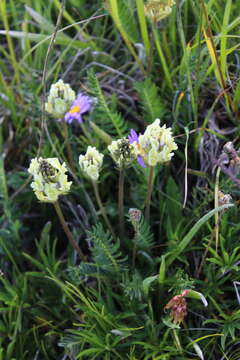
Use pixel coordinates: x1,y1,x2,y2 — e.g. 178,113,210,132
145,166,155,222
118,168,125,238
132,240,137,268
62,122,76,173
173,329,182,352
214,167,221,253
80,123,94,144
152,23,173,90
135,0,151,57
53,201,85,260
146,27,155,76
92,181,115,237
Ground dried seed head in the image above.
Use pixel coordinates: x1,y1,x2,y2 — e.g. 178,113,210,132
165,290,190,325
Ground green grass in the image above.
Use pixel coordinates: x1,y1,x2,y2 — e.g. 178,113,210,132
1,0,240,359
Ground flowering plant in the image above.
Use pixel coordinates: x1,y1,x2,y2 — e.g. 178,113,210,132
108,138,136,169
28,157,72,203
129,119,178,167
79,146,104,181
45,79,76,118
64,93,92,124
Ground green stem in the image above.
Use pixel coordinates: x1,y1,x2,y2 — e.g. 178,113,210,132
62,122,76,173
173,329,182,352
146,27,155,77
152,23,173,90
92,181,115,238
118,168,125,238
214,166,221,253
80,123,94,144
145,166,155,222
132,238,137,268
53,201,85,260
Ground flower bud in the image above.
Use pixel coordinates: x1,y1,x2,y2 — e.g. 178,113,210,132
28,157,72,202
108,138,136,169
128,208,142,230
45,79,76,118
79,146,104,182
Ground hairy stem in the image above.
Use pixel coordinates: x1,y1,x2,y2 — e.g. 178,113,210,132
53,201,85,260
145,166,155,222
92,181,115,237
118,168,125,238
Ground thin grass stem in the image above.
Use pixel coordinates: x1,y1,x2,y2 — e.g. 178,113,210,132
152,24,173,90
135,0,150,56
214,166,221,253
0,0,20,84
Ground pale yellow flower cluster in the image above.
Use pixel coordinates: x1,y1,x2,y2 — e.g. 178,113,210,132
79,146,104,181
45,79,76,118
108,138,136,168
28,157,72,202
134,119,178,167
144,0,175,22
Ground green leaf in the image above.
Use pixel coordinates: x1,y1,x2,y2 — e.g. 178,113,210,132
158,255,166,284
0,30,89,49
165,177,182,228
186,290,208,307
142,275,158,296
86,224,127,274
87,70,128,136
134,79,165,123
166,204,234,266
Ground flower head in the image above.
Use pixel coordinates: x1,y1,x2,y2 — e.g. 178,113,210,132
218,191,232,206
79,146,104,181
165,290,189,325
128,208,142,231
28,157,72,203
64,93,92,124
144,0,175,22
45,79,76,118
132,119,177,167
108,138,136,169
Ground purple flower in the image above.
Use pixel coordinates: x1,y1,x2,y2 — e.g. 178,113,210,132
137,155,146,168
128,129,139,144
64,93,92,124
128,129,146,168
